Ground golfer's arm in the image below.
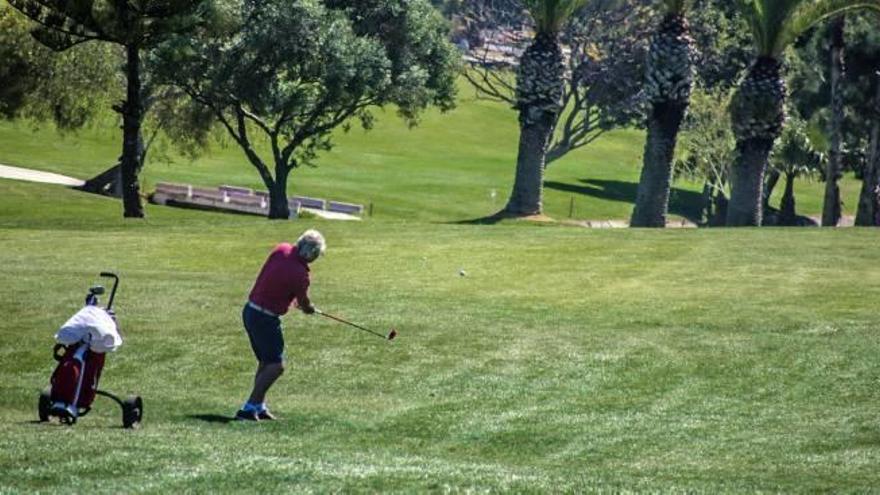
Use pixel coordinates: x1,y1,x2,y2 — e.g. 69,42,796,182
293,284,314,313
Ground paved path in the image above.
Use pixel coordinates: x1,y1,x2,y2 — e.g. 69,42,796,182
302,208,360,221
0,164,85,187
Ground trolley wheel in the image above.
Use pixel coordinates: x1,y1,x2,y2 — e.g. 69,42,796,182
122,396,143,429
38,388,52,422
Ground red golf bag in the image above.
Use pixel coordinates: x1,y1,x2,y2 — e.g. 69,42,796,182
38,273,142,428
49,343,106,414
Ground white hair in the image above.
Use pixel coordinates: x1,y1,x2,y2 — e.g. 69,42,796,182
296,229,326,262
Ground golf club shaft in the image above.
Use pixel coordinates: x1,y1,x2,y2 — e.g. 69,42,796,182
317,310,388,339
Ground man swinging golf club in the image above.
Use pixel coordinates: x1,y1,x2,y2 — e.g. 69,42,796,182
236,229,326,421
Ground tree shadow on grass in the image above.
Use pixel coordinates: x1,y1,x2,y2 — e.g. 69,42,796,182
544,178,704,224
188,414,235,424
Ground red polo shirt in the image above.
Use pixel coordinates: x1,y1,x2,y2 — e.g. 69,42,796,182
248,243,311,316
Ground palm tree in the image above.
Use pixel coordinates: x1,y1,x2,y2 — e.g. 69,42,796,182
504,0,590,216
630,0,694,227
822,15,846,227
727,0,880,226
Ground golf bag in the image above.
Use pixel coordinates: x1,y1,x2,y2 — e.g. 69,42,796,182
49,342,106,414
38,273,138,426
47,302,120,419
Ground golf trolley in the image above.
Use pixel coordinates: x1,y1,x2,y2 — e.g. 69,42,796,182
37,272,143,428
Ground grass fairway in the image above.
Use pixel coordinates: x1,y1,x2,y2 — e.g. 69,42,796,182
1,179,879,492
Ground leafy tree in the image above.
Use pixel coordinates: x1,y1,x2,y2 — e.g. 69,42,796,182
156,0,458,219
784,10,880,225
767,118,824,225
674,88,736,225
687,0,752,91
0,2,118,128
630,0,695,227
7,0,212,218
726,0,880,227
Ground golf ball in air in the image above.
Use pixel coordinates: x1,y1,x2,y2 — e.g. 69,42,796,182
459,269,467,277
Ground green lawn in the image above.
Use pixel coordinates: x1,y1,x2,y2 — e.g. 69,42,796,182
1,179,879,492
0,87,865,223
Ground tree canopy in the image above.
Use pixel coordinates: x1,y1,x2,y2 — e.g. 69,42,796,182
155,0,459,219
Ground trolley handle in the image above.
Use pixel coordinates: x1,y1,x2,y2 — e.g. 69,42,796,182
99,272,119,311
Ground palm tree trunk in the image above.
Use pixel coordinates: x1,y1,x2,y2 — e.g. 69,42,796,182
855,116,879,226
507,117,554,215
728,57,786,227
728,138,773,226
631,102,687,226
779,172,797,226
710,191,728,227
822,16,846,227
504,32,564,216
630,13,693,228
121,43,145,218
763,168,781,211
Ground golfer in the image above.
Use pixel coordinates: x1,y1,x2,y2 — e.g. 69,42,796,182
236,229,326,421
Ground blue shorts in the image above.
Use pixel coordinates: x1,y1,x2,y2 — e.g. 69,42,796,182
242,303,284,364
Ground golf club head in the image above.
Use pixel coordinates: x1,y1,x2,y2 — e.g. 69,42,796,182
387,329,397,341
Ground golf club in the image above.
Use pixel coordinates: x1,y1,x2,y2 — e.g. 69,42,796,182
316,310,397,341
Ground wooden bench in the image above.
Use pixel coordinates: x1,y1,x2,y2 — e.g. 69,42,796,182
291,195,326,210
151,182,361,219
219,185,254,196
327,201,364,215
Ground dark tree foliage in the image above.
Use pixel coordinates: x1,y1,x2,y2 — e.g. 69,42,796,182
6,0,212,218
325,0,459,121
687,0,751,90
788,12,880,225
157,0,458,220
0,3,118,128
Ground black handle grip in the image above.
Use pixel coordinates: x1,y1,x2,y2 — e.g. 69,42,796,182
99,272,120,311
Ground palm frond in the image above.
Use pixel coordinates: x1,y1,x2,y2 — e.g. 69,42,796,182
736,0,880,57
522,0,592,33
779,0,880,55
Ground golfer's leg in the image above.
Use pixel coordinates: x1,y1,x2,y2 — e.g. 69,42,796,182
248,362,285,404
248,362,264,400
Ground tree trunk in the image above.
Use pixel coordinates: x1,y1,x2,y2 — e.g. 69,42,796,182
779,172,797,226
267,166,291,220
503,32,564,217
727,138,773,226
506,117,553,215
630,13,693,228
856,79,880,226
700,181,713,224
728,57,785,226
631,101,688,227
822,15,846,227
763,167,780,211
855,118,880,226
120,43,145,218
710,192,728,227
